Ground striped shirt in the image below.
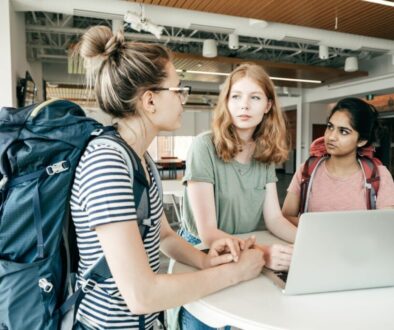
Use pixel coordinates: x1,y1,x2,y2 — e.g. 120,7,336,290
70,142,163,329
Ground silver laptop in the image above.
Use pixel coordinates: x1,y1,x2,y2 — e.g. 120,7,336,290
263,209,394,295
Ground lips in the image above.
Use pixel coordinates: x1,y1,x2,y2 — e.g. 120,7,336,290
238,115,251,120
326,142,336,149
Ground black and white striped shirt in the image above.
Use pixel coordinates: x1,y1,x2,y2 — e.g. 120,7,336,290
71,142,162,329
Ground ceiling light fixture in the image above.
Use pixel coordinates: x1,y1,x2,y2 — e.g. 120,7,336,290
319,45,329,60
228,33,239,50
124,11,164,39
202,39,218,58
270,76,322,84
249,19,269,29
363,0,394,7
344,56,359,72
176,70,322,83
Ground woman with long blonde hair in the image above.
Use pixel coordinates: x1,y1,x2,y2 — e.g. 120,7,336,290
178,63,297,329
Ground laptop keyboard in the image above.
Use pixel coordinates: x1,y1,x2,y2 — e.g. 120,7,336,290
274,271,288,283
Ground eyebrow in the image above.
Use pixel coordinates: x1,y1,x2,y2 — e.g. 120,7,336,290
230,90,264,94
327,121,353,131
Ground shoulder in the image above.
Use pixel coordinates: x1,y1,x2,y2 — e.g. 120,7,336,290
377,165,393,180
78,142,130,175
190,131,215,152
194,131,213,145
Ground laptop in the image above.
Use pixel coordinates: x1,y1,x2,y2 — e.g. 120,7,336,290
263,209,394,295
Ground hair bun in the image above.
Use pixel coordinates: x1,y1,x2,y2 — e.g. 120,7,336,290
79,26,125,60
104,31,125,58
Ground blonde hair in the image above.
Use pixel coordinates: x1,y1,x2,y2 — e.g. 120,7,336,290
77,26,171,118
212,63,289,164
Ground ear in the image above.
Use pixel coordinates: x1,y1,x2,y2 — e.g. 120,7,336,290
265,99,273,113
357,140,368,148
141,90,156,114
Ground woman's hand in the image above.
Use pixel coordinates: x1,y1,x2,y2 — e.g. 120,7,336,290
256,243,293,271
202,236,257,268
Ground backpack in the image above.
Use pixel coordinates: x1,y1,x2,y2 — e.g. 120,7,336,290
299,136,381,214
0,99,163,330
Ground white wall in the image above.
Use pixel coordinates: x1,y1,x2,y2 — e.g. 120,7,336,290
1,0,14,107
0,2,44,107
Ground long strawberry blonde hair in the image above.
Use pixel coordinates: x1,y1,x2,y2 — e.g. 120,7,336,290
212,63,289,164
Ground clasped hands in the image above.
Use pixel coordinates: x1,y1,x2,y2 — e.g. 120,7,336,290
203,236,293,271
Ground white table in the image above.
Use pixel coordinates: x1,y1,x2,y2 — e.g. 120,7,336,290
170,231,394,330
162,180,184,224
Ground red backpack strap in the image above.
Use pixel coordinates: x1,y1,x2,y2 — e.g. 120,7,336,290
359,156,381,209
299,156,326,214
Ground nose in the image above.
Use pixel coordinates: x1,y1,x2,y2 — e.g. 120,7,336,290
326,129,338,141
240,97,249,110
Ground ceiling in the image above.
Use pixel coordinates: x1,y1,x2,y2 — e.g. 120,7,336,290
131,0,394,40
14,0,394,105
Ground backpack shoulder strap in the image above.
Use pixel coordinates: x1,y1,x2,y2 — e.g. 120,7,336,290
145,151,163,202
60,134,159,319
299,156,327,214
89,135,151,234
358,156,380,209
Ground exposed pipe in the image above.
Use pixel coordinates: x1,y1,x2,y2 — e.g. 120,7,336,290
14,0,394,52
25,25,350,57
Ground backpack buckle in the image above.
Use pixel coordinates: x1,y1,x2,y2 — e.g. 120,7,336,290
91,128,104,136
46,161,70,176
38,278,53,293
81,278,96,293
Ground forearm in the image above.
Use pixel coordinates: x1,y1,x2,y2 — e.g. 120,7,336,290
284,214,299,227
130,263,240,314
266,215,296,243
160,231,206,269
199,227,233,246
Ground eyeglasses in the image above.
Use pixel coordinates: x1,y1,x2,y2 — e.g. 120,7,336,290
151,86,191,105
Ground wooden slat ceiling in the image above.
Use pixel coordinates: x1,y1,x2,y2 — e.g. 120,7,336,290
126,0,390,87
132,0,394,40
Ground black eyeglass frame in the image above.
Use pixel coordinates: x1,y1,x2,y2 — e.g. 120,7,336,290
150,86,192,105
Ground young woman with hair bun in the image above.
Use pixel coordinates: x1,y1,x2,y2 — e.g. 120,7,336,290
71,26,264,330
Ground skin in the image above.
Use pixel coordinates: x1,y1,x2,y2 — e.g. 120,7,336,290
93,62,265,315
282,110,367,226
188,76,296,271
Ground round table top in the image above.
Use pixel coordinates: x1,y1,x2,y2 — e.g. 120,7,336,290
170,231,394,330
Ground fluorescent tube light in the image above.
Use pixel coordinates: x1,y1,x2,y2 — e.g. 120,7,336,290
270,77,322,84
363,0,394,7
176,70,322,84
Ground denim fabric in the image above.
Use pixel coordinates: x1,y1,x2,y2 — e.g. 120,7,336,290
179,307,230,330
178,227,202,246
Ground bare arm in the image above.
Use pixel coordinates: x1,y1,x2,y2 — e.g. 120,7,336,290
282,191,301,226
263,182,296,243
159,211,241,267
187,181,243,247
95,220,264,315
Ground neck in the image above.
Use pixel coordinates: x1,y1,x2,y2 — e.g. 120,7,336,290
325,152,360,176
116,115,158,159
236,128,254,144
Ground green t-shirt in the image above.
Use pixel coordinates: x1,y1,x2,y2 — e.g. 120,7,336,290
182,132,278,238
